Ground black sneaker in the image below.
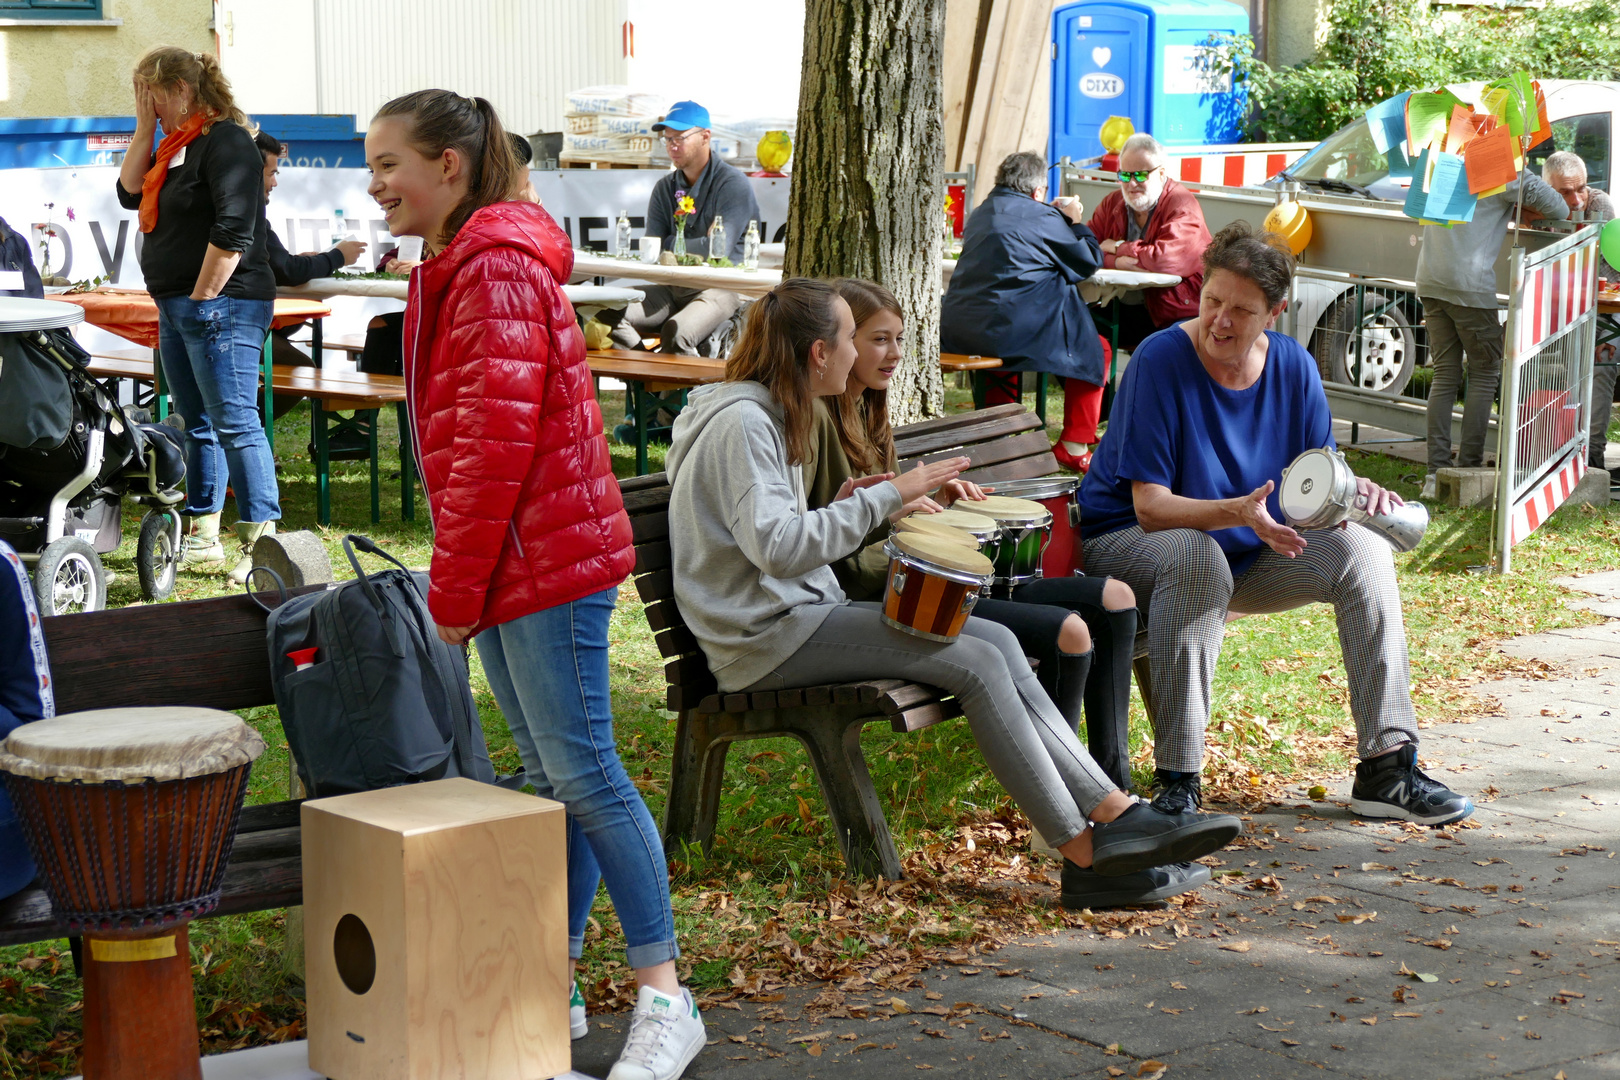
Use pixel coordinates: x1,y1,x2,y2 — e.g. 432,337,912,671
1151,769,1203,814
1350,744,1474,825
1061,860,1211,909
1089,801,1243,878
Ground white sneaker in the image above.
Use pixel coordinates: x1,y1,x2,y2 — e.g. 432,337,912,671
607,984,706,1080
570,980,589,1040
1420,473,1437,500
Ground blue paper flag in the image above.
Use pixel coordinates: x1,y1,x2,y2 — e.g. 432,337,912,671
1404,147,1432,220
1386,140,1414,180
1426,150,1477,223
1365,92,1413,155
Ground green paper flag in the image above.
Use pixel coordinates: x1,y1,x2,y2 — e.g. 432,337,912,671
1483,72,1539,140
1406,89,1465,155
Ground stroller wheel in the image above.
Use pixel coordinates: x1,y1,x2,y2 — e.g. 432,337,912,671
34,537,107,616
137,509,181,602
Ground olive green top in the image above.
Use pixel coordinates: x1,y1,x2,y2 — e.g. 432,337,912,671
803,398,899,602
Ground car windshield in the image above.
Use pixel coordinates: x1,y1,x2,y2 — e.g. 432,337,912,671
1288,119,1391,188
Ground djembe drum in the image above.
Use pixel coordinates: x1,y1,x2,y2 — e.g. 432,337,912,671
0,707,265,1080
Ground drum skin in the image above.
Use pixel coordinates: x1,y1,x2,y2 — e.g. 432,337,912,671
984,476,1081,578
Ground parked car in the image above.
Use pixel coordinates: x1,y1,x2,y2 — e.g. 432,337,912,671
1266,80,1620,395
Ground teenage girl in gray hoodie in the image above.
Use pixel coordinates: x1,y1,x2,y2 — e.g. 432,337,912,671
666,278,1243,909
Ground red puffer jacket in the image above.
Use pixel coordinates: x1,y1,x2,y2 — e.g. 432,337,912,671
1088,179,1211,327
404,201,633,633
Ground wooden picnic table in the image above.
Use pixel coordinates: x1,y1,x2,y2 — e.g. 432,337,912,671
280,276,644,317
53,288,330,349
586,348,727,475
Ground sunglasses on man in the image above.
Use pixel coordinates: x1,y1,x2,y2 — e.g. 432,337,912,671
1117,168,1162,184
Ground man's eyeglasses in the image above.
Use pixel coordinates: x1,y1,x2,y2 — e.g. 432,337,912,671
660,129,704,148
1118,168,1161,184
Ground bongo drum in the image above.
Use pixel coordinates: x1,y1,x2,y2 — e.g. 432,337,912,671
953,495,1054,595
982,475,1081,579
894,514,978,548
1278,447,1430,552
0,707,265,1080
924,508,1001,552
880,533,994,642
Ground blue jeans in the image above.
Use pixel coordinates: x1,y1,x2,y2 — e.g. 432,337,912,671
155,295,280,522
476,586,678,969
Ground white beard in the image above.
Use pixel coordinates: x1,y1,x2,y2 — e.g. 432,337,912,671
1123,184,1162,214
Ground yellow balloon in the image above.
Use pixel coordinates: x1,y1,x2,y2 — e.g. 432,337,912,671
1263,201,1313,255
1099,115,1135,154
757,130,793,172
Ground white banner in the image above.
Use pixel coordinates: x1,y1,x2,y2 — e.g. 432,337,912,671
4,164,791,344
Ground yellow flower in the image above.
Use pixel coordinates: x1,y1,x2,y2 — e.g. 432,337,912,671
677,196,696,216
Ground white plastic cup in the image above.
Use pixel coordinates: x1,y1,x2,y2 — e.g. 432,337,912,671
396,235,424,262
640,236,662,263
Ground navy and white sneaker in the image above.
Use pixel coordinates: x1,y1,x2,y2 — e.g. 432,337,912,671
1350,744,1473,826
570,979,589,1040
1061,860,1211,909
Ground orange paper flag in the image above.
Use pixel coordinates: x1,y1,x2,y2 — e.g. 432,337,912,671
1464,123,1520,195
1526,81,1552,150
1445,105,1486,154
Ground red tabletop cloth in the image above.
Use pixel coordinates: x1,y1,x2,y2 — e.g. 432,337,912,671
57,289,331,349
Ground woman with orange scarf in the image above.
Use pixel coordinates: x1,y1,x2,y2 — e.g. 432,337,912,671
117,46,278,584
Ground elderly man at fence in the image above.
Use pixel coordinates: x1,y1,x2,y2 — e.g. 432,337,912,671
1540,151,1620,481
607,100,760,357
942,150,1108,474
1416,164,1568,499
1087,133,1211,354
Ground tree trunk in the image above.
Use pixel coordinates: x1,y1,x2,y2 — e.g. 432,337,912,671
787,0,947,425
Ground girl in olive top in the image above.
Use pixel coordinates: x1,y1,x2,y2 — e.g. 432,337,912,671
804,278,1140,793
117,46,278,584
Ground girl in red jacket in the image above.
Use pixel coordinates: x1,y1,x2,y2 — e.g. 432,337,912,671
366,91,705,1080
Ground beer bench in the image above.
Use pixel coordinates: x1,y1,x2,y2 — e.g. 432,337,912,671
0,587,324,949
82,355,416,527
626,404,1065,880
585,348,727,477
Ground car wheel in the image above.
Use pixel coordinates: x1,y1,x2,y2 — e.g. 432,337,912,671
1309,293,1418,395
33,536,107,616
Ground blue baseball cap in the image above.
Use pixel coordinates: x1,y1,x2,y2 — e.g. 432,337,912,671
653,101,711,133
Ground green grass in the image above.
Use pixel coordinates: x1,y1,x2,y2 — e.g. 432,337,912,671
1,385,1616,1077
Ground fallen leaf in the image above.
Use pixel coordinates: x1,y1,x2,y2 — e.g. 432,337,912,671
1394,1012,1423,1018
807,1043,823,1057
1137,1061,1168,1079
1218,941,1252,953
1107,1070,1126,1078
1361,1016,1378,1025
1337,911,1377,925
1526,1031,1542,1040
1239,1006,1269,1015
1281,1038,1301,1046
887,997,913,1014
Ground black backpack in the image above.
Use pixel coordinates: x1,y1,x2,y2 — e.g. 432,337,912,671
254,535,506,798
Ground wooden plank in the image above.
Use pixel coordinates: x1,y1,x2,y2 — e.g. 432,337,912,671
653,624,701,659
663,655,714,688
632,542,671,575
630,513,670,545
40,587,324,715
695,693,723,713
895,411,1044,459
669,684,709,712
750,691,779,712
890,699,965,734
939,353,1004,372
804,686,833,707
619,472,670,495
633,568,675,605
914,428,1051,471
893,403,1026,443
943,0,988,171
961,453,1061,485
722,694,751,714
959,0,1012,202
239,801,304,833
642,599,680,633
877,683,946,716
776,688,804,709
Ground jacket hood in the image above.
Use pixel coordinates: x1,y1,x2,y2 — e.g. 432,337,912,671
429,201,574,286
666,380,780,482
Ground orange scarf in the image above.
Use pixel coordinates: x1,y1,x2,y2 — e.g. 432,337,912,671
138,113,208,234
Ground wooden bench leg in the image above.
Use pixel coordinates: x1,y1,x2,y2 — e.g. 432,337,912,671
786,709,904,880
395,403,416,523
366,409,381,523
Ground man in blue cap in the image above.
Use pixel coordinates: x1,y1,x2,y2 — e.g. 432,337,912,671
609,100,762,356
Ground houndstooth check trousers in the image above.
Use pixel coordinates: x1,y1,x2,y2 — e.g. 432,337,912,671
1081,524,1420,772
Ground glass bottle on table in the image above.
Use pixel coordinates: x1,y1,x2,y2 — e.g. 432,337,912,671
708,214,726,266
742,219,760,272
615,209,632,259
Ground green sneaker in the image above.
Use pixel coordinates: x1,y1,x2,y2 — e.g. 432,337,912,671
570,980,588,1040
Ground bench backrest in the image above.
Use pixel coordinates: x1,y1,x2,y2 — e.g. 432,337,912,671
894,403,1057,484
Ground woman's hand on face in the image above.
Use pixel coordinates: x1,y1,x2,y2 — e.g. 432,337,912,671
1237,480,1306,557
1355,476,1401,518
938,478,987,506
892,457,969,506
833,472,895,502
133,79,157,131
436,623,474,646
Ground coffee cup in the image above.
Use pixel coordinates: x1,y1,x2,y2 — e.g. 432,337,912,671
640,236,662,263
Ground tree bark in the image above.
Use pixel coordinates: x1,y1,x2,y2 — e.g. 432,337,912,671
787,0,947,425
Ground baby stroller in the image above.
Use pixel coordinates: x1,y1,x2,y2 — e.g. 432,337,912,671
0,299,187,614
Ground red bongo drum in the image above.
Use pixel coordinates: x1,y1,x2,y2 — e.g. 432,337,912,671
0,708,264,1080
981,475,1081,577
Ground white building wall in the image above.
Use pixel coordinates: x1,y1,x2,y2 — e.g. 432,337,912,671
625,0,804,124
217,0,320,115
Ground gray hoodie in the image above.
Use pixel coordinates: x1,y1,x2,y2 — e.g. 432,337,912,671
667,381,902,692
1416,169,1568,309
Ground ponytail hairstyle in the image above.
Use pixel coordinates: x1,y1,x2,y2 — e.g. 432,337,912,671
725,278,846,467
372,90,522,249
830,278,901,474
133,46,249,130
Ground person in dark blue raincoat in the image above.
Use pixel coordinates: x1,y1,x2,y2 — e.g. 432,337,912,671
942,151,1108,474
0,541,53,898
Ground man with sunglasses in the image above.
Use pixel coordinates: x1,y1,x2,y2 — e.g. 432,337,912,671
608,100,761,357
1088,133,1212,354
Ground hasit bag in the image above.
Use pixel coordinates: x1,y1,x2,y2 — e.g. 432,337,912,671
255,534,502,798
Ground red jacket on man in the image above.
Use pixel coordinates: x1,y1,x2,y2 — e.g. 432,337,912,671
1088,179,1211,327
404,201,634,633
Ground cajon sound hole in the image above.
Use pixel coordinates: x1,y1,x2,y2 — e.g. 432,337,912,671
333,913,376,994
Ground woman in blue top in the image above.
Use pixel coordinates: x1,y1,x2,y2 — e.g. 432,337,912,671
1078,221,1473,828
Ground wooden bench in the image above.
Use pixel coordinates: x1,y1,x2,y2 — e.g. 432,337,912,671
0,587,321,949
586,348,727,476
82,355,416,528
627,405,1064,880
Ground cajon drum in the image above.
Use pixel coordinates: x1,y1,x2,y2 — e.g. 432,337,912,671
303,777,569,1080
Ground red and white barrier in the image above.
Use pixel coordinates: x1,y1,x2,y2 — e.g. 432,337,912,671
1173,148,1310,188
1516,241,1597,357
1508,451,1587,546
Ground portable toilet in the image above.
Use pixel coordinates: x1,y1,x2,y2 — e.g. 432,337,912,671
1049,0,1249,165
